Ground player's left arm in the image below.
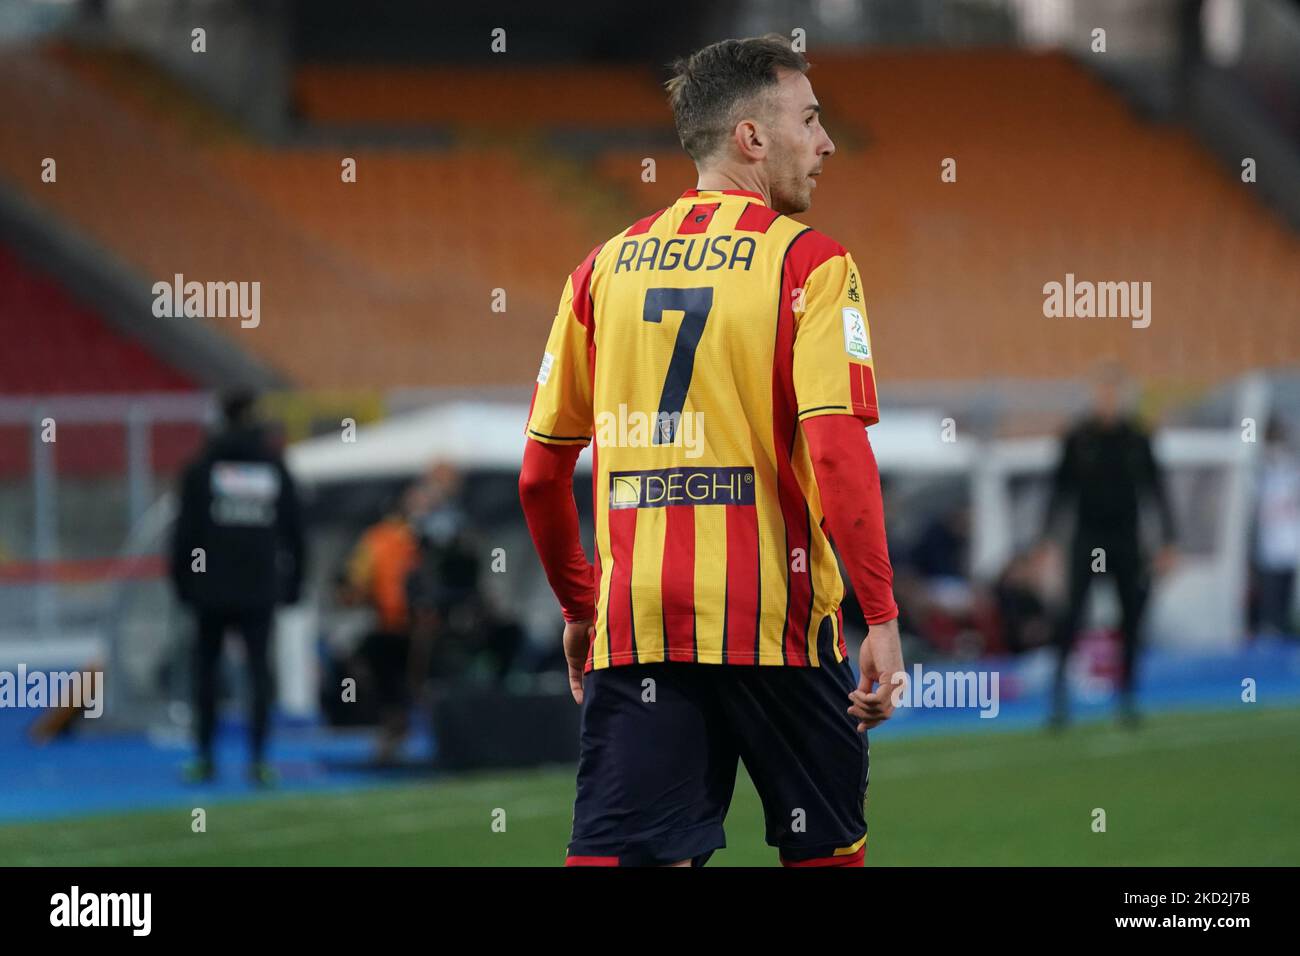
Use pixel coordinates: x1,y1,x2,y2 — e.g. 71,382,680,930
1138,426,1179,574
793,248,895,621
791,247,903,729
792,249,880,428
804,416,904,730
168,463,202,604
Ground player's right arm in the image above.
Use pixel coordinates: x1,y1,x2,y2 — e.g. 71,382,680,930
519,248,601,702
1042,427,1078,539
275,458,306,605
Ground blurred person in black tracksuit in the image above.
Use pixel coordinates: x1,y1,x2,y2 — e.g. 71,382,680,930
169,391,305,784
1040,362,1177,730
1251,418,1300,637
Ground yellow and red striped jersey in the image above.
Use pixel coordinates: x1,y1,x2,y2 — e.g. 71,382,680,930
526,188,880,670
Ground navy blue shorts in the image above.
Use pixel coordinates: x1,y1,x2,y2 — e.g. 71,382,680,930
566,660,870,867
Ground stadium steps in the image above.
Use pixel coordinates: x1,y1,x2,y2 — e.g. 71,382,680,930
0,46,607,390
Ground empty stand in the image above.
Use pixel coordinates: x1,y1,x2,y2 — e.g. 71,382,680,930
0,46,1296,393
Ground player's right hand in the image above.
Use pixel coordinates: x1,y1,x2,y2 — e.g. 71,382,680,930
563,619,595,705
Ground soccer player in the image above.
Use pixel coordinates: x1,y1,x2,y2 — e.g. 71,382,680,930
518,35,904,867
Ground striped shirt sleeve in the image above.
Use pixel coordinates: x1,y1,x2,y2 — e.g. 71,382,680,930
792,250,880,426
526,246,600,446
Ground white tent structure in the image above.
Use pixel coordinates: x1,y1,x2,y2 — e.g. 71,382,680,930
286,402,552,481
285,401,980,482
286,382,1274,650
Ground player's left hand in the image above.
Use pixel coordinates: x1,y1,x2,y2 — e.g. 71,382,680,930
1154,545,1178,577
563,619,595,705
850,617,905,732
848,674,904,732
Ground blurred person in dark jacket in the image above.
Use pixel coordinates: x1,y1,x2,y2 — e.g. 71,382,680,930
169,391,305,784
1039,361,1177,730
994,548,1053,655
407,462,522,686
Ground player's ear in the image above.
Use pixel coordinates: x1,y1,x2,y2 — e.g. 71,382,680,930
735,118,765,160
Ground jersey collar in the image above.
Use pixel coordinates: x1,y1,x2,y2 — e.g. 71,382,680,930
680,188,768,206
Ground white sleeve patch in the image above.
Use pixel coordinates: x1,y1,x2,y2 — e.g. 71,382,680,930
537,351,555,385
842,308,870,360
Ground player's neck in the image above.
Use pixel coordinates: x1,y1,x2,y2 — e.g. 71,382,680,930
694,167,770,207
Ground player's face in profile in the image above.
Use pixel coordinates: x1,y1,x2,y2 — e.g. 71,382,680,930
764,69,835,215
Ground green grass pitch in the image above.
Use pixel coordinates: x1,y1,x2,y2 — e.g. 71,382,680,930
2,706,1296,866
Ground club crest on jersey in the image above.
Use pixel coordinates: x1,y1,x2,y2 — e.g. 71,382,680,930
842,307,870,360
609,466,755,510
595,404,704,457
613,235,756,273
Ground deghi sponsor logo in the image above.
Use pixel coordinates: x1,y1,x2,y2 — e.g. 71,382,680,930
609,466,755,509
50,886,151,936
0,665,103,719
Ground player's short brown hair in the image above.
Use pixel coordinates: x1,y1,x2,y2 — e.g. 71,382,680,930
665,35,809,164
